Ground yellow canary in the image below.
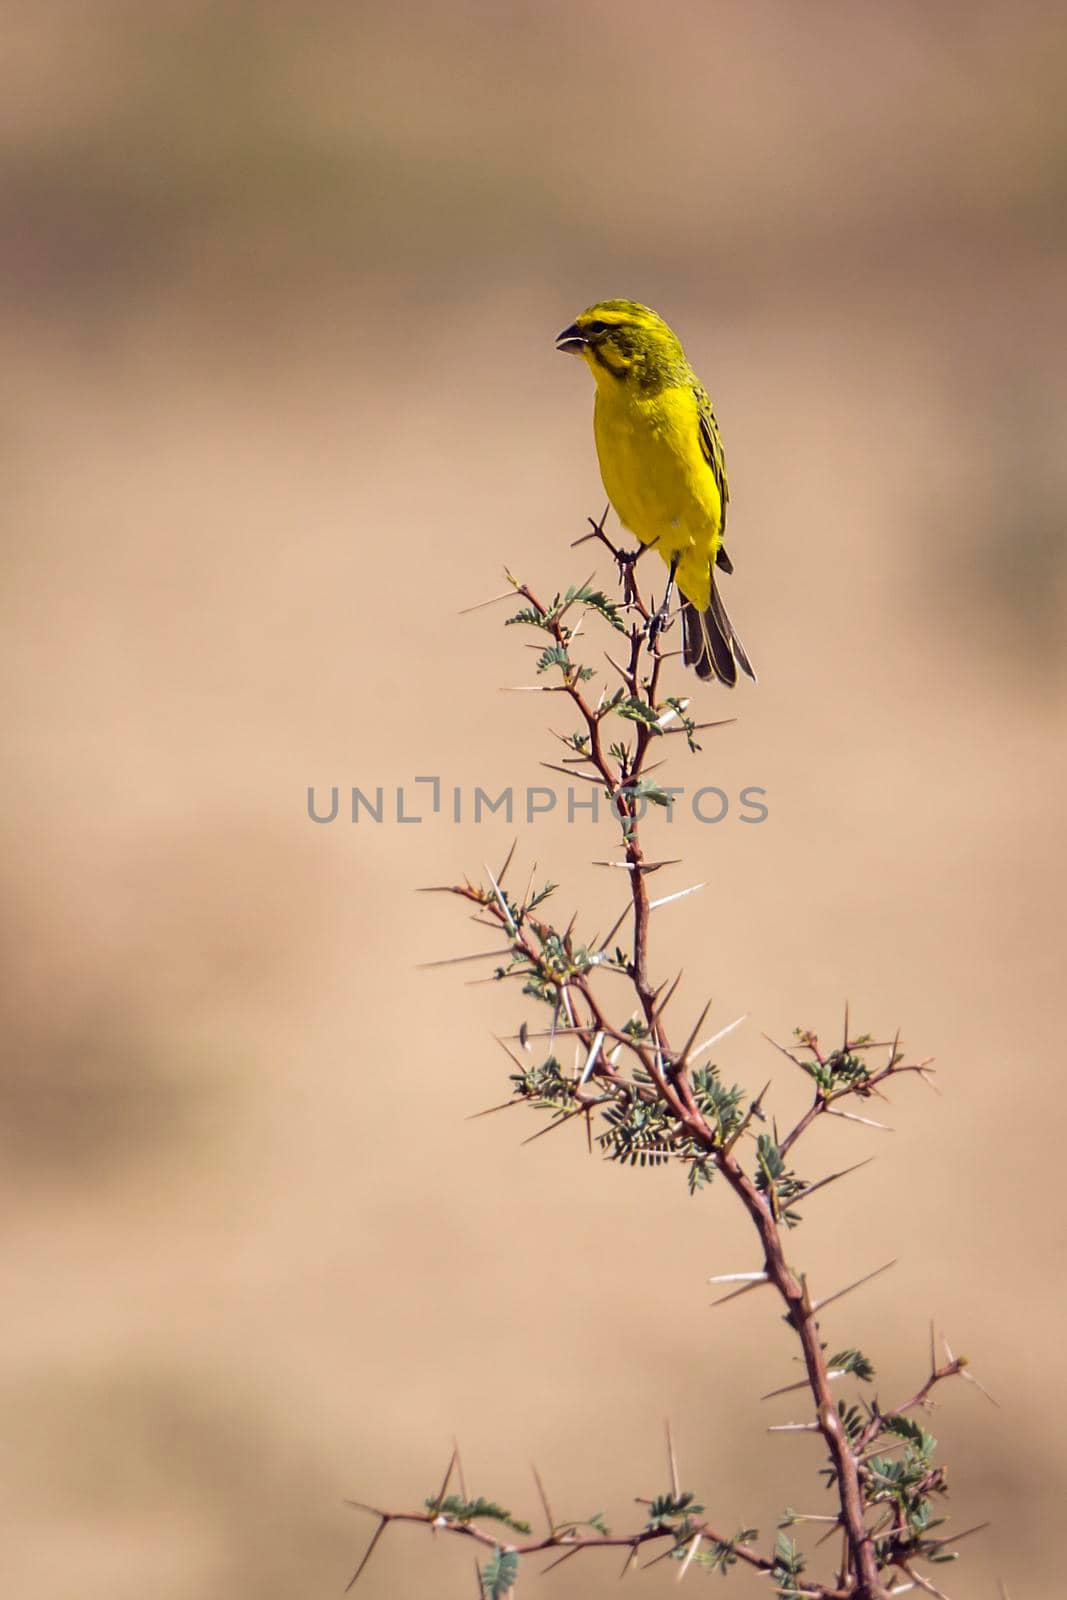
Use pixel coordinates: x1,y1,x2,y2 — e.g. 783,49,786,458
556,300,755,686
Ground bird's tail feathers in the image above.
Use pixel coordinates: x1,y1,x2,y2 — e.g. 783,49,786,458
681,581,756,687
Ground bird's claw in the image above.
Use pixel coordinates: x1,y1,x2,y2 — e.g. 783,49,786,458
646,600,675,648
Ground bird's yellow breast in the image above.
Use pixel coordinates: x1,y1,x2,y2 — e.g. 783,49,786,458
592,378,722,610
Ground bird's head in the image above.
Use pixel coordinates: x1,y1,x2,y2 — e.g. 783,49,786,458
555,300,687,389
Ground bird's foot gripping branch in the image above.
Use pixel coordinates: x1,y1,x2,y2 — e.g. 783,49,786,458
346,530,992,1600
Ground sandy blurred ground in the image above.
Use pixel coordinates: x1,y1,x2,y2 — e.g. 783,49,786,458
2,2,1065,1595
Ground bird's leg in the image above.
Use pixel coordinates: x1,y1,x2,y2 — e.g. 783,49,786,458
647,554,679,646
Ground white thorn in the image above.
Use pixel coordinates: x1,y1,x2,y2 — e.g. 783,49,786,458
649,883,705,911
578,1031,605,1087
825,1107,894,1132
655,698,690,729
484,862,516,935
676,1531,702,1582
690,1015,748,1063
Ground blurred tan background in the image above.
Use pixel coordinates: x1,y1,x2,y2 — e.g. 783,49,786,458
3,2,1065,1595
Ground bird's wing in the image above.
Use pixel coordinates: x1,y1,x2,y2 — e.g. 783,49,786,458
694,382,733,570
694,383,730,528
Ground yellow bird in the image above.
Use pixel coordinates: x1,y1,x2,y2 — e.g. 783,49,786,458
556,299,755,686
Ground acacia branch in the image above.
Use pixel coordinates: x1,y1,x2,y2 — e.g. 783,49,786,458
360,534,984,1600
343,1501,794,1590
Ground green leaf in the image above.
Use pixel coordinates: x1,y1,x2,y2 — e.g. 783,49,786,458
509,1056,575,1110
429,1496,531,1535
824,1047,873,1092
613,696,663,731
771,1532,806,1594
646,1490,704,1525
505,606,549,630
836,1401,866,1446
480,1547,520,1598
598,1098,675,1168
563,583,628,632
755,1134,805,1227
555,1510,611,1538
625,776,675,808
703,1527,759,1574
691,1067,745,1143
687,1157,716,1194
880,1415,936,1461
662,696,703,753
828,1348,876,1383
536,643,572,675
525,880,558,913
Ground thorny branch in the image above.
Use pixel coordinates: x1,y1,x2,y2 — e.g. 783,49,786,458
347,520,991,1599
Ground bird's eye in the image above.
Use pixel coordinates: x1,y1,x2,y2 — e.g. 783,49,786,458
585,320,608,337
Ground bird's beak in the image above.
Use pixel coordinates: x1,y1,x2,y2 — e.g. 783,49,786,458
555,322,587,355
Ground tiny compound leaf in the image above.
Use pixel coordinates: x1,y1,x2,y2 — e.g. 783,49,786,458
828,1348,876,1383
429,1495,532,1535
555,1510,611,1538
703,1526,760,1574
536,643,567,672
525,881,558,913
646,1490,704,1525
505,605,550,630
509,1055,576,1111
480,1547,520,1598
824,1045,873,1092
771,1531,806,1593
755,1133,806,1228
613,696,664,731
626,776,675,808
662,696,703,753
836,1401,866,1446
564,583,629,632
880,1414,937,1461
